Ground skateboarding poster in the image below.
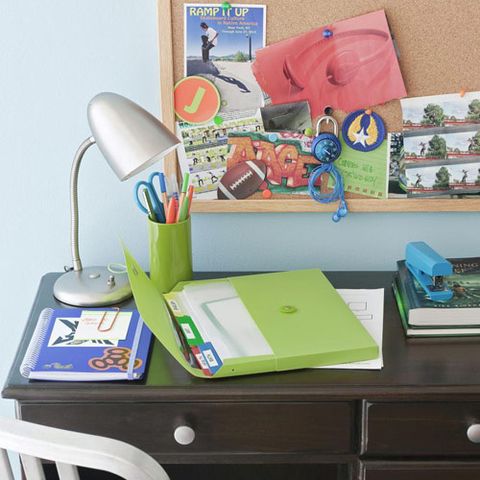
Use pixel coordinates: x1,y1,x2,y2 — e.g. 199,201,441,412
184,3,266,115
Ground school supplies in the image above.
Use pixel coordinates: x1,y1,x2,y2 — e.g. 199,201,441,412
134,171,167,223
141,189,158,222
178,194,190,222
124,247,379,379
20,308,152,381
187,184,194,215
135,171,193,224
405,242,453,302
166,197,178,224
176,173,190,222
394,256,480,335
158,171,169,209
148,212,193,293
317,288,384,370
169,174,179,201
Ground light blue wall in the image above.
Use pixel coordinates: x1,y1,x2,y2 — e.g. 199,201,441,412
1,0,479,423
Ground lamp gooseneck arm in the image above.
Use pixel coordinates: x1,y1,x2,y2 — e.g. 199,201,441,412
70,136,96,272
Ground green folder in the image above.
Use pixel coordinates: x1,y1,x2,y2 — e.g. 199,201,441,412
124,247,378,379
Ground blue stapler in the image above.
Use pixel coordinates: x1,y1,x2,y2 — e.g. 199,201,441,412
405,241,453,302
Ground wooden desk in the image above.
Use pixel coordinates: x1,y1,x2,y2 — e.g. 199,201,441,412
4,272,480,480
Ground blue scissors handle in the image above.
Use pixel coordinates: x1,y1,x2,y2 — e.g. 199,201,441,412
134,181,165,222
148,171,166,193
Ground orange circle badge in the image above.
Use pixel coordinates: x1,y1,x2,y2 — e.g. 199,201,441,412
174,76,221,124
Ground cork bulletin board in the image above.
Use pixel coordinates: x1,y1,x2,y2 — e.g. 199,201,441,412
157,0,480,212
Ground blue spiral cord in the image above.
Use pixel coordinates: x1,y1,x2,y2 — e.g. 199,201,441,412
308,163,348,222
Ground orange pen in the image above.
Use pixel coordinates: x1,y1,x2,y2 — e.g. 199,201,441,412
187,185,194,216
166,197,178,224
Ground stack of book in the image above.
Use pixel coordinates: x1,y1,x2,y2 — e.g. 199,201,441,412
393,257,480,337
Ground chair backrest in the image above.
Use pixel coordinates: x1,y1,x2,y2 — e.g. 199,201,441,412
0,417,170,480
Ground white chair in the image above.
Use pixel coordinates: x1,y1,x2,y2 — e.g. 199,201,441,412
0,417,170,480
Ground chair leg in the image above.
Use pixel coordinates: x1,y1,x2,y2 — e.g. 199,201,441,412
0,449,14,480
20,454,46,480
56,462,80,480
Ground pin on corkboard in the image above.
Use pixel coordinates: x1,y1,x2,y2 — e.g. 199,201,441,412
157,0,480,213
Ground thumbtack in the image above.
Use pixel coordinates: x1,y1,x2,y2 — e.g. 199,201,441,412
221,2,232,13
459,88,466,97
323,28,333,38
262,189,273,199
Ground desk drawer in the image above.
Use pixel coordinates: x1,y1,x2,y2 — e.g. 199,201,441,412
21,402,353,455
361,461,480,480
364,402,480,456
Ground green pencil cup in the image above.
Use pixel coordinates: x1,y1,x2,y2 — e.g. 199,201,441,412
148,217,193,293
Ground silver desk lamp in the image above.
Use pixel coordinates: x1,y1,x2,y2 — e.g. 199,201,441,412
53,92,180,307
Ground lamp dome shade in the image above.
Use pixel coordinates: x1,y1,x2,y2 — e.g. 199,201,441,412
87,92,180,181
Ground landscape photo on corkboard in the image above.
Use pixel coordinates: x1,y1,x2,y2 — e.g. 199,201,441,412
157,0,480,213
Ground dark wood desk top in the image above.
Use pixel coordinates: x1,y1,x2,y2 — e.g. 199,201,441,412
4,271,480,403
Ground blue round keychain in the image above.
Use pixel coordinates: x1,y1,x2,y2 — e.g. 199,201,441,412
308,116,348,222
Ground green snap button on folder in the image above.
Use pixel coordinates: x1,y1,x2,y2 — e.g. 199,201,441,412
280,305,297,314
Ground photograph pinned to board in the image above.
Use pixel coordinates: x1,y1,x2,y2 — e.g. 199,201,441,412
401,91,480,131
252,10,406,118
405,161,480,197
260,101,312,133
184,3,266,115
403,128,480,163
176,109,264,199
387,132,407,198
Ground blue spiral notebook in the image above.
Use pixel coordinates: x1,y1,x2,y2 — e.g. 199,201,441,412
20,308,152,381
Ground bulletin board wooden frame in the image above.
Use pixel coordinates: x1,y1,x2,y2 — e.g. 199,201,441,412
157,0,480,213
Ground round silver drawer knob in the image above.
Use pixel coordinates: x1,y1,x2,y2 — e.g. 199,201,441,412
467,424,480,443
174,426,195,446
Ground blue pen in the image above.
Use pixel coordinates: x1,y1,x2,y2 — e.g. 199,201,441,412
159,172,169,209
169,174,179,201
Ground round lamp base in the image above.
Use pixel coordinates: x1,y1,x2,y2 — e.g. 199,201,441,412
53,266,132,307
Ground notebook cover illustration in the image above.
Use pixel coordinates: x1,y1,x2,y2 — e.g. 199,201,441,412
21,308,152,381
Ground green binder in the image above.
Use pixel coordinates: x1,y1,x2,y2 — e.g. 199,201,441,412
124,248,378,379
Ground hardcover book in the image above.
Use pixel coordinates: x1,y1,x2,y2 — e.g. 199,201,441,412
395,257,480,330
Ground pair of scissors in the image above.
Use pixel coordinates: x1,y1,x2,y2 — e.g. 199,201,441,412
134,172,167,223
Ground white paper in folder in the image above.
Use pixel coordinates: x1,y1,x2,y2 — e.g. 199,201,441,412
180,282,273,359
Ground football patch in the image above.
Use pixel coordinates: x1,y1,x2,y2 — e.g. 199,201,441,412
217,160,267,200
